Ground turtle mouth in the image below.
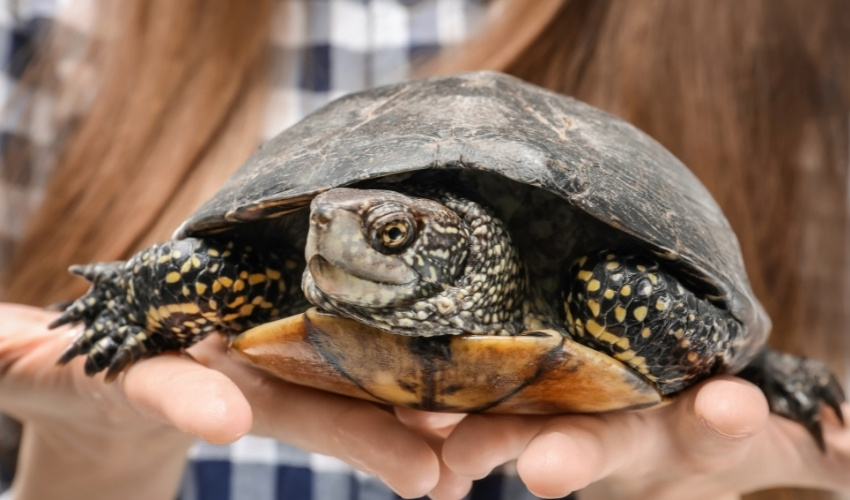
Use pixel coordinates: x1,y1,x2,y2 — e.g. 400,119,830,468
308,255,419,307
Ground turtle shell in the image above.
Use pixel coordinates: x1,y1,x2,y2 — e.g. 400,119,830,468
177,71,769,366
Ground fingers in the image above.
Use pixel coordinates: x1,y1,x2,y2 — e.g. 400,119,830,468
514,416,628,498
394,409,473,500
119,353,253,444
680,376,769,469
443,414,545,479
193,338,440,499
394,407,466,439
443,377,772,499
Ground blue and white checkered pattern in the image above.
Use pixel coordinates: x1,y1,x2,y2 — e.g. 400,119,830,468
0,0,577,498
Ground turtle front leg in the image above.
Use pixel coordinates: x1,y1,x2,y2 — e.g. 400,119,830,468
564,250,845,449
563,250,743,395
52,238,306,381
737,348,845,451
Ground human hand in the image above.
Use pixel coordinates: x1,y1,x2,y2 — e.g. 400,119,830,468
0,303,441,499
439,376,850,499
0,302,237,499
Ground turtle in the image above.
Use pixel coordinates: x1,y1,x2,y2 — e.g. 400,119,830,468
52,71,845,450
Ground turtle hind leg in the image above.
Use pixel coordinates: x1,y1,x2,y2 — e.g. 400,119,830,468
737,347,845,451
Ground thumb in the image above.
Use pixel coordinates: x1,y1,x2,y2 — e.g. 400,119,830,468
674,376,769,468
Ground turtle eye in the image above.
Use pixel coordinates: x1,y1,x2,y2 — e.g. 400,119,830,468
372,215,416,253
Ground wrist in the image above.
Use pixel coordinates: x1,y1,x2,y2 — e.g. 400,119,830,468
12,421,194,500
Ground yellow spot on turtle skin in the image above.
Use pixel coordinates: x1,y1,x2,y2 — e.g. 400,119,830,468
222,251,232,258
615,350,636,361
673,328,684,339
648,273,658,284
222,313,240,322
610,273,623,283
587,279,601,292
655,300,668,311
239,304,255,317
605,261,620,270
578,270,593,282
208,249,220,257
172,250,183,259
641,327,651,338
249,274,267,285
687,352,698,362
587,299,601,317
165,272,181,284
181,260,193,274
212,280,222,293
267,268,282,280
239,271,249,279
233,279,246,292
599,331,621,344
176,303,200,315
680,339,691,348
575,320,585,337
195,283,208,295
604,289,615,299
630,356,647,371
228,296,246,308
260,301,274,309
157,254,172,264
616,337,630,349
577,256,588,267
637,264,646,272
606,253,616,260
633,306,648,322
182,286,191,297
208,299,218,310
586,319,604,337
620,285,632,296
688,314,695,322
614,306,627,323
218,277,234,288
208,263,220,273
252,296,264,305
184,321,197,328
191,256,202,268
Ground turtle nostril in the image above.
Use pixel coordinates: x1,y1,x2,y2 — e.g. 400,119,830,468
311,212,331,227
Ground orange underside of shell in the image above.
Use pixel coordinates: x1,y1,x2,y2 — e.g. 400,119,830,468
230,308,663,413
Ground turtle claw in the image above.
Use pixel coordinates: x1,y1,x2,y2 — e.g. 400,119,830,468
50,262,124,330
738,347,845,452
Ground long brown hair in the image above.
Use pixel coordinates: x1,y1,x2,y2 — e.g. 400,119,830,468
3,0,273,304
3,1,847,497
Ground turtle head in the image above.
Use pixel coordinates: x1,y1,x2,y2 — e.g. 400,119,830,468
303,188,469,309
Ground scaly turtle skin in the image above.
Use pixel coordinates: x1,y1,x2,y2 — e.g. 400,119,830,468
52,71,845,449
